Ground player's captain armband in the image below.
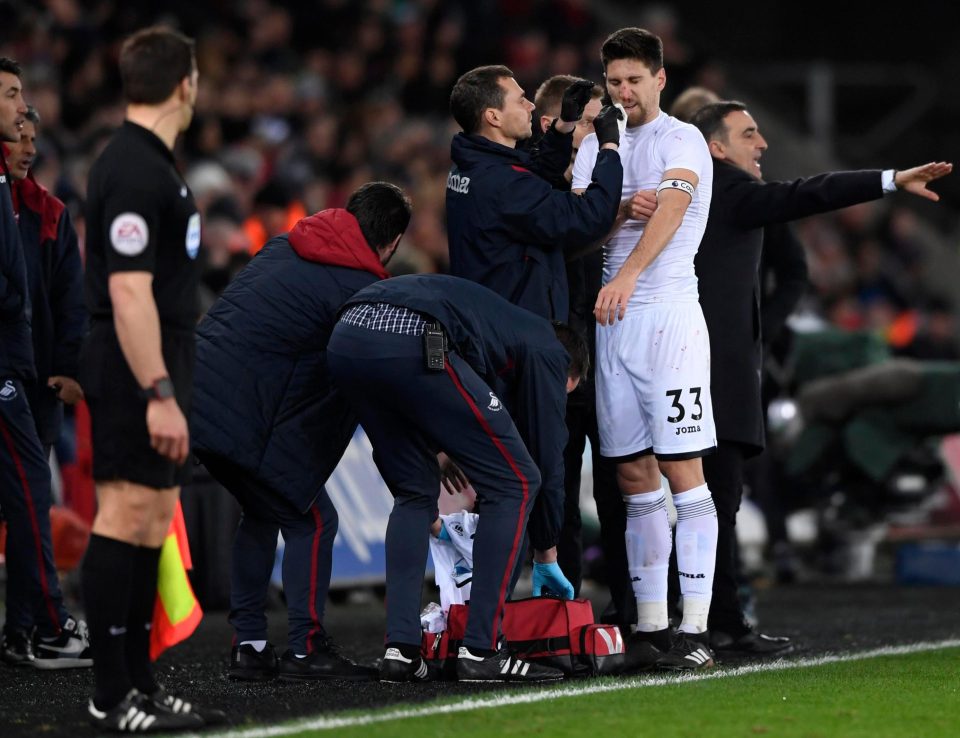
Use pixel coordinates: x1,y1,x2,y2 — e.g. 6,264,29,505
656,179,695,199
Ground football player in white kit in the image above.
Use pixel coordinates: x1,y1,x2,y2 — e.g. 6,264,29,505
572,26,718,671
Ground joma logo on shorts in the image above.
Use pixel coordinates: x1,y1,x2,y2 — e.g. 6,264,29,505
679,571,705,579
447,172,470,194
674,425,701,435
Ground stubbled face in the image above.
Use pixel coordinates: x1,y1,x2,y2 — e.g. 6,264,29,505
493,76,535,142
604,58,664,127
0,71,27,143
715,109,767,179
573,96,603,151
7,119,37,180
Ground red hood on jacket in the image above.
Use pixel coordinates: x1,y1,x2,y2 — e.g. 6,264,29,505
287,208,390,279
3,141,64,245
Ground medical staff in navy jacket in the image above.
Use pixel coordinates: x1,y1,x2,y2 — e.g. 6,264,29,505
446,66,624,322
328,274,589,683
193,182,410,682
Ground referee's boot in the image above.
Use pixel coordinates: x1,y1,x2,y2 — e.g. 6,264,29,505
87,689,204,733
456,645,564,683
658,630,716,671
279,635,377,681
623,627,672,673
148,686,227,726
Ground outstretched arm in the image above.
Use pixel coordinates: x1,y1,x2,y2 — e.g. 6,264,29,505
894,162,953,201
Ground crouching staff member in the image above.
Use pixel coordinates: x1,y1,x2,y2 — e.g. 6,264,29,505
192,182,410,682
328,274,588,684
79,27,223,732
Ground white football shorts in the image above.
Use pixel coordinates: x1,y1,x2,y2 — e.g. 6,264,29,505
595,300,717,460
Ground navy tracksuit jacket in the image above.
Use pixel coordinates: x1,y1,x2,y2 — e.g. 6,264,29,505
193,208,387,652
328,274,570,651
0,161,70,638
13,174,85,446
446,128,622,321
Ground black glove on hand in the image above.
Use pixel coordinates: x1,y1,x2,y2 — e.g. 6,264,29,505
560,79,596,123
593,105,624,147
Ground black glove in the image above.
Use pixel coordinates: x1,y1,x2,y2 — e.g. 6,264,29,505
593,105,624,147
560,79,596,123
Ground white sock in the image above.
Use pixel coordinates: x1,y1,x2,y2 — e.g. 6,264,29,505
672,484,718,634
624,489,671,632
240,640,267,652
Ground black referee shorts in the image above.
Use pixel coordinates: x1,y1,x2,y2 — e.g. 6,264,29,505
80,321,194,489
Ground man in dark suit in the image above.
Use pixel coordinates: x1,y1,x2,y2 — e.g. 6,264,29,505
690,100,952,655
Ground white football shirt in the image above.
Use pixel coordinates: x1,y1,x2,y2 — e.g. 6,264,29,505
573,110,713,307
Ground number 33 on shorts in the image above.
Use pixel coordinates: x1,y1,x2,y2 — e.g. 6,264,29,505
665,387,703,424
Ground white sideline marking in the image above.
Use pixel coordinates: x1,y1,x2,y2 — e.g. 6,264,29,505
195,639,960,738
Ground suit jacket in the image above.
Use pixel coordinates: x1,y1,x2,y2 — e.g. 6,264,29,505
759,222,808,344
695,159,883,452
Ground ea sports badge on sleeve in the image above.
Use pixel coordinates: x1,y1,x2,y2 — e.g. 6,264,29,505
110,212,150,256
185,212,201,260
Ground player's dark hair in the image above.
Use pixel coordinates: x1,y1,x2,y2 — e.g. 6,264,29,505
553,322,590,381
600,27,663,73
24,105,40,125
119,26,196,105
690,100,749,144
346,182,412,251
0,57,22,78
534,75,603,118
450,65,514,134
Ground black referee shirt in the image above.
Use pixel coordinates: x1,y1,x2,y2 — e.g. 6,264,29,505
84,121,200,331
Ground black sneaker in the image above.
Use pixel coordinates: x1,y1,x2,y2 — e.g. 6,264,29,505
149,687,227,726
1,628,35,666
623,628,672,673
658,631,715,671
33,617,93,669
87,689,204,732
229,642,279,681
379,647,432,683
279,644,378,681
711,628,794,657
456,646,564,683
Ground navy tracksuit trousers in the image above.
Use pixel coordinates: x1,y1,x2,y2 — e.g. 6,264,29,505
328,324,540,652
198,452,338,655
0,378,68,637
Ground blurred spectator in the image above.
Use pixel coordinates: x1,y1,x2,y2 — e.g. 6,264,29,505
243,179,306,256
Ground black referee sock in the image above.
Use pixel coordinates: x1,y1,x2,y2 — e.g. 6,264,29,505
81,534,136,710
126,545,162,695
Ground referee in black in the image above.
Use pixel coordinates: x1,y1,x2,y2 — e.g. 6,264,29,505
79,27,222,732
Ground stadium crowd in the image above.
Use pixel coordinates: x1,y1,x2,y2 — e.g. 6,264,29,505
4,1,955,341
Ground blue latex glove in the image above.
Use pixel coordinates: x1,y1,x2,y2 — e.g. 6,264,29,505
437,520,451,542
532,561,574,599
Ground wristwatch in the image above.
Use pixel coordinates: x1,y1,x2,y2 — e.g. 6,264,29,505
139,377,176,401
